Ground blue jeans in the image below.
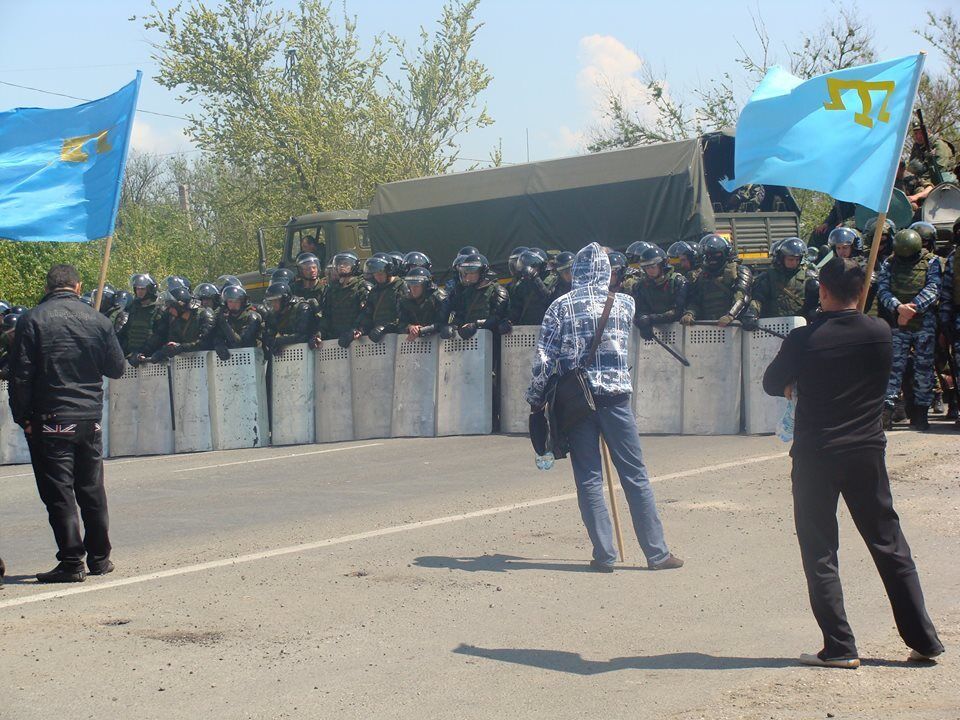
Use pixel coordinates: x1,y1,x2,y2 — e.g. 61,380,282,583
567,397,670,566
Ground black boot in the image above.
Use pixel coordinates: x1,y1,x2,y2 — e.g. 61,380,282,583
912,407,930,431
882,406,894,430
36,563,86,584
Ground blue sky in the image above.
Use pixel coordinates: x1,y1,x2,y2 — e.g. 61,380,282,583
1,0,955,168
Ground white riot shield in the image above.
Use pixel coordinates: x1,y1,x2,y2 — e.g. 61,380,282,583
631,324,684,434
314,343,354,443
270,343,315,446
499,327,539,434
681,325,742,435
742,316,805,434
171,351,213,453
391,336,439,438
351,336,397,440
436,330,493,436
136,362,175,455
0,380,30,465
107,364,139,457
209,347,268,450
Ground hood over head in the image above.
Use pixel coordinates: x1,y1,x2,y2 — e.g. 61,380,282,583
572,242,611,291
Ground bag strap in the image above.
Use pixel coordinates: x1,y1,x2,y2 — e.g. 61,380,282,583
583,291,615,367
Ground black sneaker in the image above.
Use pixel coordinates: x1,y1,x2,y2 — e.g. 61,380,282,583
589,560,615,573
88,559,115,576
36,563,86,583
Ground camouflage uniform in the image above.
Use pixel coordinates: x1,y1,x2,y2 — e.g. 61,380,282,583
318,276,368,340
449,280,510,328
147,302,217,360
398,287,448,329
910,136,957,184
291,277,325,304
681,261,752,322
940,251,960,375
357,278,405,334
118,297,163,356
877,251,942,409
508,274,552,326
750,265,819,321
263,297,313,353
632,267,687,324
215,305,264,349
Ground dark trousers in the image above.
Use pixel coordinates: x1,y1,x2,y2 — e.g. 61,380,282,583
792,447,943,659
27,419,111,571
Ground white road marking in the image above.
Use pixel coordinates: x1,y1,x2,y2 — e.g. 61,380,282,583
170,442,384,473
0,451,787,610
0,442,385,480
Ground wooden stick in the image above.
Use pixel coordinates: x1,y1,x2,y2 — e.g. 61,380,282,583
600,437,626,562
858,210,886,312
92,235,114,312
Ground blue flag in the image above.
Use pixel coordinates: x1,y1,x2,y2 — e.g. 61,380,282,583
721,55,924,213
0,73,141,243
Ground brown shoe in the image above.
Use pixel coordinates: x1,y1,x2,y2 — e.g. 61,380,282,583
650,554,684,570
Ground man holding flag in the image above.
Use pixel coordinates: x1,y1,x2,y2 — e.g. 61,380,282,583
1,75,140,582
727,54,944,666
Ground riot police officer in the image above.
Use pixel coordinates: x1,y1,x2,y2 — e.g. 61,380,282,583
401,251,432,276
313,251,368,348
0,310,23,381
291,252,325,302
631,245,688,339
195,282,221,311
681,234,755,327
607,250,630,294
398,267,451,340
548,251,575,302
751,237,820,321
146,286,217,361
910,221,940,256
262,282,312,355
118,273,164,360
448,253,510,339
215,284,263,352
508,250,552,326
358,254,405,342
827,226,863,261
877,228,942,430
215,274,242,292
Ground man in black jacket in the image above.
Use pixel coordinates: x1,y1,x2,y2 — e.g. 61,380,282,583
8,265,126,583
763,258,943,668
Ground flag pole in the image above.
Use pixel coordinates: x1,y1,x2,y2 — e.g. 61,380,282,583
92,235,113,312
857,50,926,313
858,210,887,312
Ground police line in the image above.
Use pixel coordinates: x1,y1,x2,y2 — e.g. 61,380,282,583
0,318,802,464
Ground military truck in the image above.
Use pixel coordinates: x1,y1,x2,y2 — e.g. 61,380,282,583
240,131,800,293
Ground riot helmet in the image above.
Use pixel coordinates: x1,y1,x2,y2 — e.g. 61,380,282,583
607,251,628,285
296,252,320,282
165,286,193,315
195,282,220,309
892,229,923,258
215,274,242,292
0,301,10,316
508,247,530,277
863,216,896,240
554,251,575,272
114,291,133,312
827,227,863,259
698,234,732,271
626,241,655,266
909,221,938,251
774,237,807,269
2,312,21,333
264,282,293,313
80,291,94,306
638,245,669,277
332,252,360,278
387,252,405,276
7,304,28,316
518,250,546,278
456,253,488,286
402,251,432,275
221,284,248,314
404,266,433,298
94,284,117,312
130,273,158,299
667,241,698,271
271,267,297,285
457,245,480,258
364,255,393,283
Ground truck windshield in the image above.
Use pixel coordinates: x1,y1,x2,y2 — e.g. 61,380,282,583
292,226,325,263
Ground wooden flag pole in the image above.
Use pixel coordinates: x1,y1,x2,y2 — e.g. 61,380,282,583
600,438,626,562
92,235,114,312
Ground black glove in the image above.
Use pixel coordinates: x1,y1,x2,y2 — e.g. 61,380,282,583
149,351,168,364
338,330,356,348
127,353,142,368
458,323,477,340
522,265,538,280
740,312,759,331
638,324,654,341
308,334,323,350
634,314,652,329
272,345,285,358
369,326,386,343
497,319,513,335
439,324,455,340
215,345,231,361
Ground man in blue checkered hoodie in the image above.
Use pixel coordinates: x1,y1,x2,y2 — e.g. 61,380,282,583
526,242,682,572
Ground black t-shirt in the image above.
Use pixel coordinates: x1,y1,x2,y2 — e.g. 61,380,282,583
762,310,892,456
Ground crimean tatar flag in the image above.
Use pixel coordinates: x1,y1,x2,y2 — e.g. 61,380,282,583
0,72,141,243
721,55,924,213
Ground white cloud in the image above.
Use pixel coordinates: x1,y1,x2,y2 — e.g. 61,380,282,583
129,117,193,155
555,34,660,154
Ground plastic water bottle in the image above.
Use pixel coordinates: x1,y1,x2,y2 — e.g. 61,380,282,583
776,386,797,443
535,451,555,471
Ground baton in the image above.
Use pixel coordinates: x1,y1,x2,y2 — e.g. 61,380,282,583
692,320,788,340
649,331,690,366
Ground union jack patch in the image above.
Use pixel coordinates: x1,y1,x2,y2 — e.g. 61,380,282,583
42,423,77,435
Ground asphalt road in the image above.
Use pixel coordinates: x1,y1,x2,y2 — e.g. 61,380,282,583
1,429,957,720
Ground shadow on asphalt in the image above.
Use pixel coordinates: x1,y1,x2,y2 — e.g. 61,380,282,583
0,574,37,586
414,554,649,573
453,645,797,673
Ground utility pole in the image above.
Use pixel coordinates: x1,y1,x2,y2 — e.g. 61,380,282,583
526,128,530,163
178,183,192,230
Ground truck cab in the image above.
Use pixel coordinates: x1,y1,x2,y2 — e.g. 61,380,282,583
239,210,369,298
